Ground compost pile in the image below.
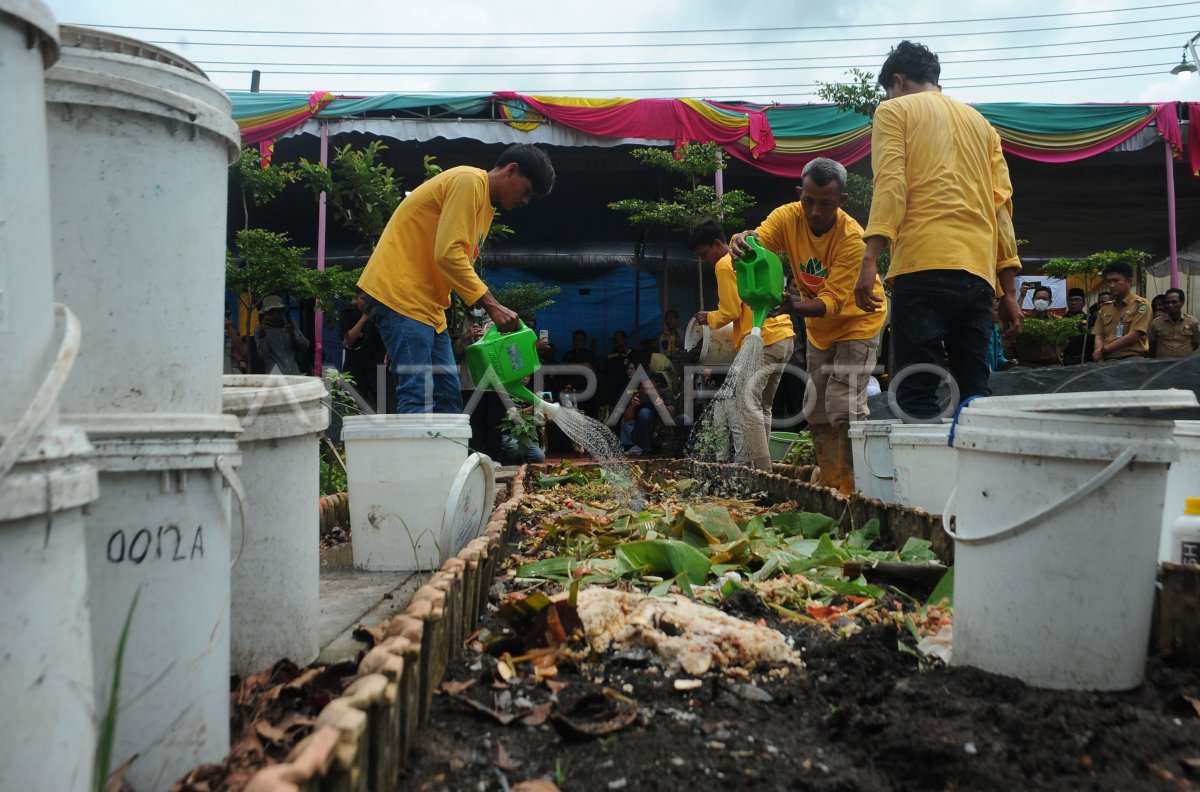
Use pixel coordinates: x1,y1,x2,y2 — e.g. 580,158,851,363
400,463,1200,791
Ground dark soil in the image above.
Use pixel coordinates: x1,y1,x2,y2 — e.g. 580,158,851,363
399,574,1200,792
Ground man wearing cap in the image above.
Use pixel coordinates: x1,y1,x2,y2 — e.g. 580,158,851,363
358,144,556,414
729,157,886,493
255,295,308,376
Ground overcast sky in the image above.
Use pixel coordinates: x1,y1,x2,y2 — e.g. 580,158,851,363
42,0,1200,104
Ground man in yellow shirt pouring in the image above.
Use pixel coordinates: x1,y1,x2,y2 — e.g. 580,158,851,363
690,219,796,471
730,158,887,493
357,144,555,414
855,40,1022,422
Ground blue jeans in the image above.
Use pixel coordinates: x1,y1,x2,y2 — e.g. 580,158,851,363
364,296,462,414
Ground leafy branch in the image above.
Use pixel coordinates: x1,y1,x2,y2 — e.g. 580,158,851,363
816,69,885,118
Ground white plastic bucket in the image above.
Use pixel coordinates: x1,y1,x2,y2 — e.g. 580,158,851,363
848,419,900,502
76,413,242,791
222,375,329,674
343,414,478,571
1161,421,1200,563
684,317,736,365
946,407,1178,690
0,0,58,433
0,426,98,792
888,422,954,513
45,26,239,416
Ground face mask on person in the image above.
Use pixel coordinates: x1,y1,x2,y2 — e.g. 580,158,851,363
1033,299,1050,311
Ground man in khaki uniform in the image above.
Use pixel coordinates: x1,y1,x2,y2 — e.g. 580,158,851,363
1093,260,1151,362
1149,288,1200,359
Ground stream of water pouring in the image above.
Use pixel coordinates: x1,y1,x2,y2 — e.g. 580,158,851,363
687,332,767,465
546,407,640,493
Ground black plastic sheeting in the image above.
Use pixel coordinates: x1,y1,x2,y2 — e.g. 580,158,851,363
868,356,1200,422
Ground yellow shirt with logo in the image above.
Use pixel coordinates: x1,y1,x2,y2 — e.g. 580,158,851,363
707,254,795,351
358,166,493,333
754,204,886,351
1149,312,1200,358
864,91,1021,290
1095,294,1152,358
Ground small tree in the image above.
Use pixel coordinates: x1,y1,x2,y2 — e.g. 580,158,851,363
816,68,885,119
296,141,403,251
609,143,755,230
226,229,360,316
231,146,297,231
1042,249,1151,296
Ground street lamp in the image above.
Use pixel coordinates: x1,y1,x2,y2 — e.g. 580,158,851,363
1170,33,1200,78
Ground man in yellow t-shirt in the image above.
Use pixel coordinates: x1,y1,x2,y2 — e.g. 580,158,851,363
855,40,1023,422
691,219,796,471
729,158,886,493
357,144,555,414
1093,260,1152,361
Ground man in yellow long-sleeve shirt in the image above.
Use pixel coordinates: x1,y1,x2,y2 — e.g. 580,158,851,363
730,158,887,493
358,144,555,414
855,40,1022,422
690,219,796,471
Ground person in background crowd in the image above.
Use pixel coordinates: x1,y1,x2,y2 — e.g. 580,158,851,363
255,295,309,376
1149,288,1200,358
692,218,796,471
357,144,555,413
855,40,1022,422
659,309,683,353
340,287,388,410
560,329,597,414
988,299,1017,371
1093,260,1150,362
1028,285,1053,319
526,316,556,364
620,372,690,456
1151,294,1168,319
224,309,248,374
1062,287,1089,365
1014,284,1060,366
601,330,635,413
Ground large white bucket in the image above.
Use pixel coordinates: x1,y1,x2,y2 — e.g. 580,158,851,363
0,426,98,792
0,0,58,433
344,414,492,571
45,26,239,416
77,413,242,791
684,317,736,365
888,422,955,513
1161,421,1200,563
222,375,329,674
848,419,900,502
946,407,1178,690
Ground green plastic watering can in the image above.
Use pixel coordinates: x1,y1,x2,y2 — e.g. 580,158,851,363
464,321,556,413
735,236,785,332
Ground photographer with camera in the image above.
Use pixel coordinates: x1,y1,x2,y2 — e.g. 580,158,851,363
255,295,309,376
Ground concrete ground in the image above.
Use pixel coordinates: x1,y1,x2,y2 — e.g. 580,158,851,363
314,464,524,664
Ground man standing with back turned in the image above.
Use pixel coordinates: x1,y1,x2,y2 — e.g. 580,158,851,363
358,144,555,414
855,40,1022,422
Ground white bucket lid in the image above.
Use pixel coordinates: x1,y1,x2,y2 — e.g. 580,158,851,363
63,413,242,471
953,408,1178,464
888,423,951,446
1175,420,1200,438
441,453,495,560
970,389,1199,413
222,375,330,441
1,0,59,66
46,25,240,162
0,425,97,521
342,413,472,441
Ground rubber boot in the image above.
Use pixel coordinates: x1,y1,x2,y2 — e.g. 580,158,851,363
829,424,857,495
809,424,839,492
